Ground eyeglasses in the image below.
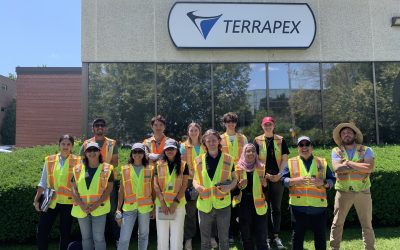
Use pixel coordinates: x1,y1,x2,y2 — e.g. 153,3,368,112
132,150,144,154
86,148,99,153
94,123,105,128
298,142,311,147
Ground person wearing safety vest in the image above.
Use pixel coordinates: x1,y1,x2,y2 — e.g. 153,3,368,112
232,143,269,250
154,139,189,250
143,115,170,165
193,129,238,250
116,143,154,250
34,135,81,250
71,142,114,250
220,112,248,245
254,116,289,249
330,123,375,250
80,118,120,245
281,136,335,250
180,122,206,250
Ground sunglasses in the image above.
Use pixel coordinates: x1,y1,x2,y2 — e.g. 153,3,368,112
94,123,105,128
132,150,144,154
225,120,237,124
86,148,100,153
165,147,176,151
298,142,311,147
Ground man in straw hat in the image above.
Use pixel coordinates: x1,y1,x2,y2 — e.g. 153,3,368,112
330,123,375,250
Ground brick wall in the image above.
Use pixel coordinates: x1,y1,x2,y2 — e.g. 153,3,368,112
16,67,82,147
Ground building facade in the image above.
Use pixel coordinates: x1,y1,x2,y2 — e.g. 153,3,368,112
81,0,400,144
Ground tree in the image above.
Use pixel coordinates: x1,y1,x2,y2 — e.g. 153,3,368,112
0,98,16,145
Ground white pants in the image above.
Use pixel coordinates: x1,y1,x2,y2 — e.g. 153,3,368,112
156,206,186,250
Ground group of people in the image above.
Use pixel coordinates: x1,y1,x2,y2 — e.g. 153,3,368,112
33,113,376,250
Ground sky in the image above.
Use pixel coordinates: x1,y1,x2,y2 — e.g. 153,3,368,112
0,0,81,76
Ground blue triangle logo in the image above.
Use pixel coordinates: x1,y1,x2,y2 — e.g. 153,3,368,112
187,11,222,40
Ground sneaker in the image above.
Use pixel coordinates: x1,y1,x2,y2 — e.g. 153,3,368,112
266,238,271,249
185,239,193,250
273,237,285,249
211,237,218,248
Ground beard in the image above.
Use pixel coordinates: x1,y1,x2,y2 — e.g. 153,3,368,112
342,137,355,145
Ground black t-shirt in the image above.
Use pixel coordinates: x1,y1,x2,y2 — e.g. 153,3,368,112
205,150,234,180
254,136,290,175
154,160,189,176
71,164,114,189
240,171,268,195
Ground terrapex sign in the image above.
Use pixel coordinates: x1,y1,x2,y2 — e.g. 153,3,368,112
168,2,316,48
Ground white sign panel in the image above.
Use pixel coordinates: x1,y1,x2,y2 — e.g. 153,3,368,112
168,2,316,48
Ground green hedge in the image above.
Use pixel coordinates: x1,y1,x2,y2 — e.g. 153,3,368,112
0,145,399,242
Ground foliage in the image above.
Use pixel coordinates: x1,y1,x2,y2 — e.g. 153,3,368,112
1,98,16,145
1,144,399,243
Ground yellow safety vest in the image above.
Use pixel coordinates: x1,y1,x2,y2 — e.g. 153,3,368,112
181,142,206,179
71,163,113,218
221,132,246,163
334,144,370,192
194,153,234,213
46,154,81,208
255,134,283,166
288,156,328,208
121,164,154,213
232,164,268,215
83,137,117,179
155,160,187,208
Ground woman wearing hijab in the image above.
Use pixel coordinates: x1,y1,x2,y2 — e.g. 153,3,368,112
233,143,269,250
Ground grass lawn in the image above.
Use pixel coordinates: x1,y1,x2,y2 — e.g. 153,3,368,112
2,227,399,249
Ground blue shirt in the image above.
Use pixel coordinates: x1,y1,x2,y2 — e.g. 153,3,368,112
280,155,336,214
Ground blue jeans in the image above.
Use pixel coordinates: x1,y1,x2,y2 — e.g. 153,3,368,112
78,214,107,250
118,210,150,250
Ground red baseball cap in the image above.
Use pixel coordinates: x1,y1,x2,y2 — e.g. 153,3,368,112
262,116,275,125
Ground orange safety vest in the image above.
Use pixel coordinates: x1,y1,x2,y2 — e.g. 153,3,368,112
46,154,81,208
143,135,169,155
288,156,327,207
155,160,186,207
221,132,246,163
83,137,116,164
121,164,154,212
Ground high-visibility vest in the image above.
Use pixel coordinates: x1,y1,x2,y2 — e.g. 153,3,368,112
71,163,113,218
221,133,246,163
194,153,234,213
232,164,268,215
334,144,370,192
181,142,206,179
155,160,187,208
143,135,169,155
121,164,154,213
255,134,283,166
46,154,81,209
288,156,328,208
83,137,118,179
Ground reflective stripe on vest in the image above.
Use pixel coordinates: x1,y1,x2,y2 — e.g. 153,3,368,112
71,163,113,218
221,133,246,163
46,154,81,208
182,142,206,179
121,164,154,213
334,145,370,192
288,156,327,207
194,153,233,213
232,164,268,215
143,136,168,155
155,160,186,207
255,134,282,166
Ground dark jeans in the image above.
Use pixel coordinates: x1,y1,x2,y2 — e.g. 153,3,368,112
290,207,327,250
239,194,269,250
266,180,284,235
37,204,73,250
106,180,120,242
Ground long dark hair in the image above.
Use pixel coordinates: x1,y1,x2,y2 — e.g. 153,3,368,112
127,150,149,166
83,151,104,167
161,145,182,175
